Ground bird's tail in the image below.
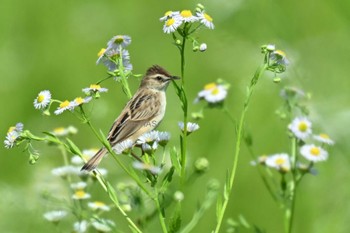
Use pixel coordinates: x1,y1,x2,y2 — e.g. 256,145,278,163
81,148,107,172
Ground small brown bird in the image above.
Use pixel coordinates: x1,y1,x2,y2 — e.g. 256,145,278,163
81,65,179,171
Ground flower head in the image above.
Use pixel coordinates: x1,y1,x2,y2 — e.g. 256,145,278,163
82,84,108,95
107,35,131,50
178,122,199,134
132,161,162,174
137,131,160,144
113,139,134,154
91,219,115,232
96,48,132,72
270,49,289,66
265,153,291,172
199,43,207,52
157,131,171,147
34,90,51,109
288,117,312,140
51,165,80,177
196,82,228,104
163,17,182,34
72,190,91,200
43,210,67,223
4,123,24,149
70,182,87,190
73,221,88,233
160,11,180,21
313,133,334,145
54,100,73,115
179,10,198,23
300,144,328,162
70,96,92,109
196,12,214,29
88,201,111,211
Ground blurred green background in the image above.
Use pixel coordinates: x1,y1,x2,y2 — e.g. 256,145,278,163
1,0,350,232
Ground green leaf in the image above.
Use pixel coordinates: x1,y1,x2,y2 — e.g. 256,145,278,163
169,205,182,233
216,195,223,221
65,138,82,156
160,166,175,192
170,147,181,175
42,131,60,144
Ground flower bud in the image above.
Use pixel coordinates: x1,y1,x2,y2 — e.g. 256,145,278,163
199,43,207,52
173,191,184,202
175,39,181,45
194,157,209,174
193,46,199,52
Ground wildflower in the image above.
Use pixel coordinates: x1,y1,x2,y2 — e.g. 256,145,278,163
199,43,207,52
96,48,132,72
297,162,318,175
70,182,87,190
137,131,160,144
160,11,180,21
280,86,305,100
250,155,268,166
69,96,92,109
4,123,23,149
178,122,200,134
51,126,77,137
173,191,184,202
196,12,214,29
72,190,91,200
91,219,115,232
288,117,312,140
313,133,334,145
269,49,289,66
157,131,171,146
51,165,80,177
163,17,182,34
33,90,51,109
54,100,73,115
265,153,291,172
114,139,134,154
141,141,158,153
300,144,328,162
82,84,108,95
73,220,88,233
88,201,111,211
107,35,131,50
132,161,162,174
43,210,67,223
179,10,198,23
196,82,228,103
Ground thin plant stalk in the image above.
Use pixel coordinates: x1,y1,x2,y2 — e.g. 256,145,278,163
286,137,297,233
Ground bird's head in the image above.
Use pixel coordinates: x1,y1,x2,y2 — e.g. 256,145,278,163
140,65,180,91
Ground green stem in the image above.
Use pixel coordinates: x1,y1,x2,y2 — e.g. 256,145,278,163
155,190,168,233
286,137,297,233
214,63,268,233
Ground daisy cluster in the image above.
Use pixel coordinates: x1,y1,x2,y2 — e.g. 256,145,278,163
31,84,108,116
160,4,214,34
252,116,334,174
262,44,289,74
45,148,115,232
4,123,23,149
96,35,133,73
195,80,230,105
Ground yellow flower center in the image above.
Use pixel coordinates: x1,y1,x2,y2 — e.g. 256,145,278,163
298,122,308,132
275,50,286,57
97,48,106,57
204,13,213,22
181,10,193,18
166,18,175,26
59,100,70,108
204,82,217,90
74,97,84,105
114,36,124,44
94,201,106,207
8,126,16,133
319,133,330,139
211,88,220,95
276,158,285,165
53,127,65,134
164,11,172,17
90,84,101,90
310,147,320,156
37,94,45,103
75,190,86,198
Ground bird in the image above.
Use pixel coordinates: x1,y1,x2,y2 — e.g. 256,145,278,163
81,65,180,171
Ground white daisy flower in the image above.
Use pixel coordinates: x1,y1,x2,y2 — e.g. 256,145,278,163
179,10,198,23
313,133,334,145
296,162,318,175
250,155,268,166
157,131,171,146
82,84,108,95
300,144,328,162
178,122,200,134
34,90,51,109
163,17,182,34
4,123,23,149
91,219,115,232
72,190,91,200
132,161,162,174
73,220,88,233
288,117,312,140
43,210,67,223
51,127,69,137
70,182,87,190
107,35,131,50
141,141,159,153
137,131,160,144
196,83,228,103
97,48,132,71
160,11,180,21
196,12,214,29
265,153,291,172
88,201,111,211
70,96,92,109
113,139,134,154
51,165,80,177
54,100,73,115
270,49,289,66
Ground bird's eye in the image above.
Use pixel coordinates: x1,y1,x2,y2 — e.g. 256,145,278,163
156,76,163,81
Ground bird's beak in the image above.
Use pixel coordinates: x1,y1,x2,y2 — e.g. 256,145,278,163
171,76,181,80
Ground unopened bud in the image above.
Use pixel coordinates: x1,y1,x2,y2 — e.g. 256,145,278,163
273,77,281,83
194,157,209,174
193,46,199,52
199,43,207,52
173,191,184,202
197,3,205,10
175,39,181,45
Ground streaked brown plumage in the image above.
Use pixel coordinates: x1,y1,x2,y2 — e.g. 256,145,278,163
81,65,179,171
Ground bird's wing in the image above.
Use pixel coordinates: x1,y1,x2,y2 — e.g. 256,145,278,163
107,91,160,145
